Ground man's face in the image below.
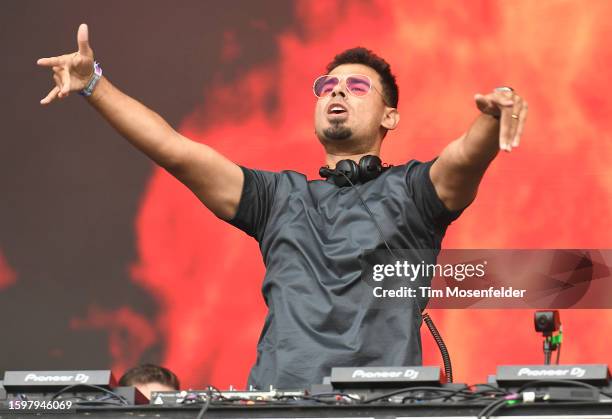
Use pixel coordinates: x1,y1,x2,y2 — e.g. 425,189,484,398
314,63,390,149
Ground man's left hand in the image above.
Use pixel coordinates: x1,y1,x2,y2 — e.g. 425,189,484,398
474,88,528,152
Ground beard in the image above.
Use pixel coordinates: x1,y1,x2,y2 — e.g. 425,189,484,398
322,121,352,141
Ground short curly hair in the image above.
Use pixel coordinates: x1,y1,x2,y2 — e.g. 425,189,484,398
326,47,399,108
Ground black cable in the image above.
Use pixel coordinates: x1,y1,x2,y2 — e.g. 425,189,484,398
289,396,354,405
465,394,509,403
478,379,612,419
517,378,612,400
422,312,452,383
516,379,600,394
402,389,466,403
305,392,362,402
477,398,514,419
264,391,362,405
364,386,464,404
482,378,612,418
441,385,509,402
195,390,211,419
50,384,129,405
386,385,506,404
556,342,561,365
412,386,506,403
470,383,510,394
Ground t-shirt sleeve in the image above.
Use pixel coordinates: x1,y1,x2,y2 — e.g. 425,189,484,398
405,159,464,231
228,166,280,242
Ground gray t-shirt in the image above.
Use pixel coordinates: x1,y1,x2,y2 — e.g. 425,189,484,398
229,159,462,389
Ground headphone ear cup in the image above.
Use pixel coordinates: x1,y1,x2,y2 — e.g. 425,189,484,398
359,155,383,183
334,159,359,187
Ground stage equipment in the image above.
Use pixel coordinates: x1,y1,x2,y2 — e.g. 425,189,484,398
0,370,147,405
534,310,562,364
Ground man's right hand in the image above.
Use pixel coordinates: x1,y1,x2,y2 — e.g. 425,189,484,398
35,23,244,221
37,23,95,104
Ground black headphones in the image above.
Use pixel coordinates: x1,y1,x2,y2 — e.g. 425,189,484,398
319,155,391,187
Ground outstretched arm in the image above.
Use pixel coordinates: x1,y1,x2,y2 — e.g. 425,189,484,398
430,88,528,211
37,24,243,220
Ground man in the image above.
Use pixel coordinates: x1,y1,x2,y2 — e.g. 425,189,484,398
118,364,180,399
37,24,527,389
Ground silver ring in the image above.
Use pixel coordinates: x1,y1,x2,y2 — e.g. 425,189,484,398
495,86,514,92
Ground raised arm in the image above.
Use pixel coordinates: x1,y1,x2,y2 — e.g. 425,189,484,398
37,24,243,220
430,87,528,211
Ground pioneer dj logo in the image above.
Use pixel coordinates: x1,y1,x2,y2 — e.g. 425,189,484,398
517,367,586,378
24,373,90,383
352,369,419,379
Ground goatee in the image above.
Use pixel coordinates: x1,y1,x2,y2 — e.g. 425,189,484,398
323,122,352,141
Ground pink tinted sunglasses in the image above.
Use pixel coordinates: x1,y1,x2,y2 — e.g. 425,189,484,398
313,74,389,105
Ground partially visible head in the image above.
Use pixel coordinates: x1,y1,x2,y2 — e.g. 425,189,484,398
314,47,400,154
118,364,180,399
